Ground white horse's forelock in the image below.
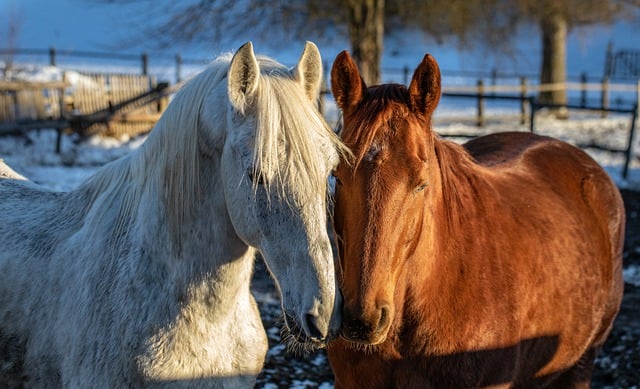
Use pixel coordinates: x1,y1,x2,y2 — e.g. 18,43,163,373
250,58,347,204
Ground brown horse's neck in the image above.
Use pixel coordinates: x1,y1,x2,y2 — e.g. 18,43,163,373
391,138,485,348
432,139,483,235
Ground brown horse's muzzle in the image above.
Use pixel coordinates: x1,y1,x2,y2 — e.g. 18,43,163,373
340,304,392,345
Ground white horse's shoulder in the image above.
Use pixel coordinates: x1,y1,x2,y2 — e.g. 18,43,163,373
136,272,267,386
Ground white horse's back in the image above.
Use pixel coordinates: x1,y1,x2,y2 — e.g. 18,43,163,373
0,176,72,385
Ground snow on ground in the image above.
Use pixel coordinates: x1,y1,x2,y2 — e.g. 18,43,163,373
4,64,102,91
0,129,145,191
624,265,640,287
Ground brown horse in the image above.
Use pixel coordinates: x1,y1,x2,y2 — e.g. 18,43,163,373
327,51,625,388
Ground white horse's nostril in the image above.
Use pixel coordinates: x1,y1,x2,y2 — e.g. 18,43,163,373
304,313,326,340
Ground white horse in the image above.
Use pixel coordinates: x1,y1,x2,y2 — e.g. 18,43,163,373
0,41,346,387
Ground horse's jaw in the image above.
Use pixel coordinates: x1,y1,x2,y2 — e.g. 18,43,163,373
257,237,342,346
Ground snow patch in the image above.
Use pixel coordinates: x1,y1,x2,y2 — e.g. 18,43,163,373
623,265,640,287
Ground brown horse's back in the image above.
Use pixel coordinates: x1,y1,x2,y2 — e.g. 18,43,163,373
465,132,625,275
466,131,625,348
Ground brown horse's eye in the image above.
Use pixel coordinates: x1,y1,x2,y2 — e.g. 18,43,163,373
414,182,428,194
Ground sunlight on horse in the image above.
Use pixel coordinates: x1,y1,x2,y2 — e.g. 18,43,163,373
0,41,347,387
0,159,26,180
327,51,624,388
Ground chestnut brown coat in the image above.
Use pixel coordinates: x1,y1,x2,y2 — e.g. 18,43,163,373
327,51,625,388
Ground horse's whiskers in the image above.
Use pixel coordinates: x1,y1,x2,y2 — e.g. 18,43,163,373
341,339,378,354
278,314,325,357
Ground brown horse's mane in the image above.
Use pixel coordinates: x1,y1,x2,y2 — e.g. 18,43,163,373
433,138,485,234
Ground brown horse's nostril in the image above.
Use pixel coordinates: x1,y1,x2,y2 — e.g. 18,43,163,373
376,305,391,335
341,304,392,344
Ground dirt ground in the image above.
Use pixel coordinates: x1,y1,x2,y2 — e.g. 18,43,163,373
255,189,640,388
591,189,640,388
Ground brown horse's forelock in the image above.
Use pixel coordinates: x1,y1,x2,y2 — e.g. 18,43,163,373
343,84,412,171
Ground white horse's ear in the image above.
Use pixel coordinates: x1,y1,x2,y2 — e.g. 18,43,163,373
293,41,323,101
228,41,260,113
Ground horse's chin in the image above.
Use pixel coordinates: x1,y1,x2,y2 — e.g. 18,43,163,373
279,313,328,356
339,331,388,347
327,334,385,353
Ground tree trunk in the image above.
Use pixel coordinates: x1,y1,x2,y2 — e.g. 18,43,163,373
346,0,384,85
539,9,568,117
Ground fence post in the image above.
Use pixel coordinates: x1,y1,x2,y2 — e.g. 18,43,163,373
476,79,484,127
491,68,497,97
520,77,527,125
141,53,148,76
59,71,67,116
601,76,609,118
529,97,536,133
637,79,640,117
620,80,640,179
49,46,56,66
604,42,613,78
580,72,587,108
623,105,638,179
175,53,182,83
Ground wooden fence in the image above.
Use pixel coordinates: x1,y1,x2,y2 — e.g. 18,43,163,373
2,55,639,177
0,72,168,139
430,81,640,180
67,72,166,138
435,79,640,126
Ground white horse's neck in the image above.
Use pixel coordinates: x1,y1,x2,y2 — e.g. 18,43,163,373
75,97,253,287
61,124,265,381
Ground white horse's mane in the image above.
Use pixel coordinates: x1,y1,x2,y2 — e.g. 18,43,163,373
77,52,345,247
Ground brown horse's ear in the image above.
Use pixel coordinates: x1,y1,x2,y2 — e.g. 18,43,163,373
331,51,366,113
408,54,441,116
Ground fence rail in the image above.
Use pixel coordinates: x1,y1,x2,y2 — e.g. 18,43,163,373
2,46,640,178
434,78,640,126
6,46,640,85
0,71,168,143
